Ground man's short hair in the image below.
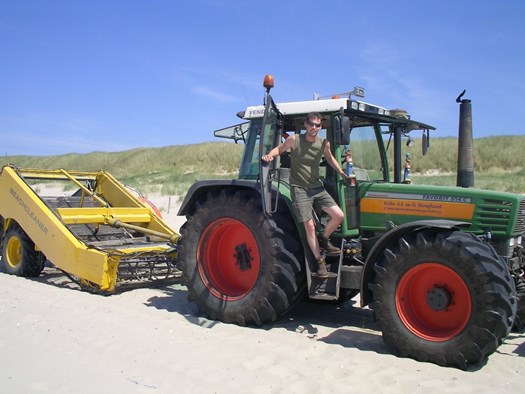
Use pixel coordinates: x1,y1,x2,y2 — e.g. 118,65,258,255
306,112,322,122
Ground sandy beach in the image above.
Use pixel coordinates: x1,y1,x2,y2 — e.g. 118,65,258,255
1,192,524,393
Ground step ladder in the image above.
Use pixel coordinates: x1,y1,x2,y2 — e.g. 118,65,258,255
306,239,345,301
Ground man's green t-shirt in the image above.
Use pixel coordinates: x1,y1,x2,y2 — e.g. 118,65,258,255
289,134,326,189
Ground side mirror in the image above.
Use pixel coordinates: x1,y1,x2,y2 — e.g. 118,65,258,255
334,114,351,145
422,129,430,156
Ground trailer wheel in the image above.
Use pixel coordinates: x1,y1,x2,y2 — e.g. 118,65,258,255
513,274,525,332
370,230,516,369
2,223,45,277
179,189,304,326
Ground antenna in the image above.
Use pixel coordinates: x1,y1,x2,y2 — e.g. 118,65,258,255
240,78,249,106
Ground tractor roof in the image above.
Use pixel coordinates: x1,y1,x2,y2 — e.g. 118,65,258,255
240,98,435,132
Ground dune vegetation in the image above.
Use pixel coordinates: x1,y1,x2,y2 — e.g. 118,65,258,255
2,135,524,196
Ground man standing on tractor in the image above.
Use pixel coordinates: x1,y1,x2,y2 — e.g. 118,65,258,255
262,112,348,278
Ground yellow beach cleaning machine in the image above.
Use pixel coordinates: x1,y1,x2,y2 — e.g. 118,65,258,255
0,165,180,293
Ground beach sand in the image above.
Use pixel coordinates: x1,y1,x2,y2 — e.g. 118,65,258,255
1,192,524,393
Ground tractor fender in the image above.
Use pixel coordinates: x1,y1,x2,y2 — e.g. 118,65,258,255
178,179,262,216
178,179,295,217
177,178,302,248
360,219,471,307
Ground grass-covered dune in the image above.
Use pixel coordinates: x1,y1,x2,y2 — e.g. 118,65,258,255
2,135,524,195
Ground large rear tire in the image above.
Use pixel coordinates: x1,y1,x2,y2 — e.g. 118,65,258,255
513,274,525,332
179,189,305,326
1,222,45,277
370,230,516,369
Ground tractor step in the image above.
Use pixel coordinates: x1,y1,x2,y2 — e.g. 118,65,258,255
307,239,346,300
309,260,339,300
311,271,338,279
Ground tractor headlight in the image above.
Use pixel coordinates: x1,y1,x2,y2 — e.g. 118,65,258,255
350,100,390,115
350,101,367,111
509,236,522,247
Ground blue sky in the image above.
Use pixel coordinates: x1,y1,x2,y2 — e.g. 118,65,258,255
1,0,524,156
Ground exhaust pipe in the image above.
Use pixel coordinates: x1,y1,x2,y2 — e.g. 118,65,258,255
456,90,474,188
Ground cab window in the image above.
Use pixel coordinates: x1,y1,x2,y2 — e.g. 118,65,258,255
349,125,385,182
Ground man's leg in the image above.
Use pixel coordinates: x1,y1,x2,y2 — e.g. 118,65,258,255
322,204,344,239
303,218,329,277
292,187,329,278
315,200,344,256
303,219,328,278
303,218,321,259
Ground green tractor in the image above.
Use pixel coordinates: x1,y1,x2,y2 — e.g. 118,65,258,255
177,76,523,369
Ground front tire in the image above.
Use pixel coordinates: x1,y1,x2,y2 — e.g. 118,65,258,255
370,230,516,369
512,274,525,332
2,222,45,277
179,189,304,326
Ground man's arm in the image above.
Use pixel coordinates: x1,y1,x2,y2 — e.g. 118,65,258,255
324,141,347,179
262,135,296,163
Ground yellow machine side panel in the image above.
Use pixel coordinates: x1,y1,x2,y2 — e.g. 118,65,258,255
0,167,118,290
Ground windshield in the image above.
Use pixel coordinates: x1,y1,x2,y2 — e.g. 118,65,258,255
349,125,386,182
214,122,249,142
239,118,263,178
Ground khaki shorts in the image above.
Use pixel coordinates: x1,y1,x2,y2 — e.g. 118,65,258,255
291,186,337,223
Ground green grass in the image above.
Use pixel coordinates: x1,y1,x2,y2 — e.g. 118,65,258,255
398,135,525,193
2,136,524,196
410,170,525,194
401,135,525,173
2,142,244,197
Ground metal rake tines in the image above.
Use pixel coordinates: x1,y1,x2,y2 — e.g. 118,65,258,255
117,254,180,282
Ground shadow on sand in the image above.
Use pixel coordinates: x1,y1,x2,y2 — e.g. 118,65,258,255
144,283,387,354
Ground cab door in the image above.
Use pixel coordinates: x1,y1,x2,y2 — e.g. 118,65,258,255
341,124,388,231
259,95,283,216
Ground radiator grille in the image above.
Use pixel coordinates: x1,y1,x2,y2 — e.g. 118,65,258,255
474,199,512,233
514,198,525,233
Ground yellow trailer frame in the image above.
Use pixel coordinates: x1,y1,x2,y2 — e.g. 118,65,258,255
0,165,180,292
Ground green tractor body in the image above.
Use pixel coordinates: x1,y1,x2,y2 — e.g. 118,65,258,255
178,79,523,369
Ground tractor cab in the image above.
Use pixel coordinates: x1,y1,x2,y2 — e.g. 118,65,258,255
215,76,436,234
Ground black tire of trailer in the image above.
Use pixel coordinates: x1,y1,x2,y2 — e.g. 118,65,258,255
513,275,525,332
179,189,305,326
370,229,516,369
1,222,45,277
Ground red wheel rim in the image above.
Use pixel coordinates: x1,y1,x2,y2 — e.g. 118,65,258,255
197,218,260,300
396,262,471,341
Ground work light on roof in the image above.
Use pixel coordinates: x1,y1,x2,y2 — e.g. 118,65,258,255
350,100,391,116
263,74,274,92
313,86,366,101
